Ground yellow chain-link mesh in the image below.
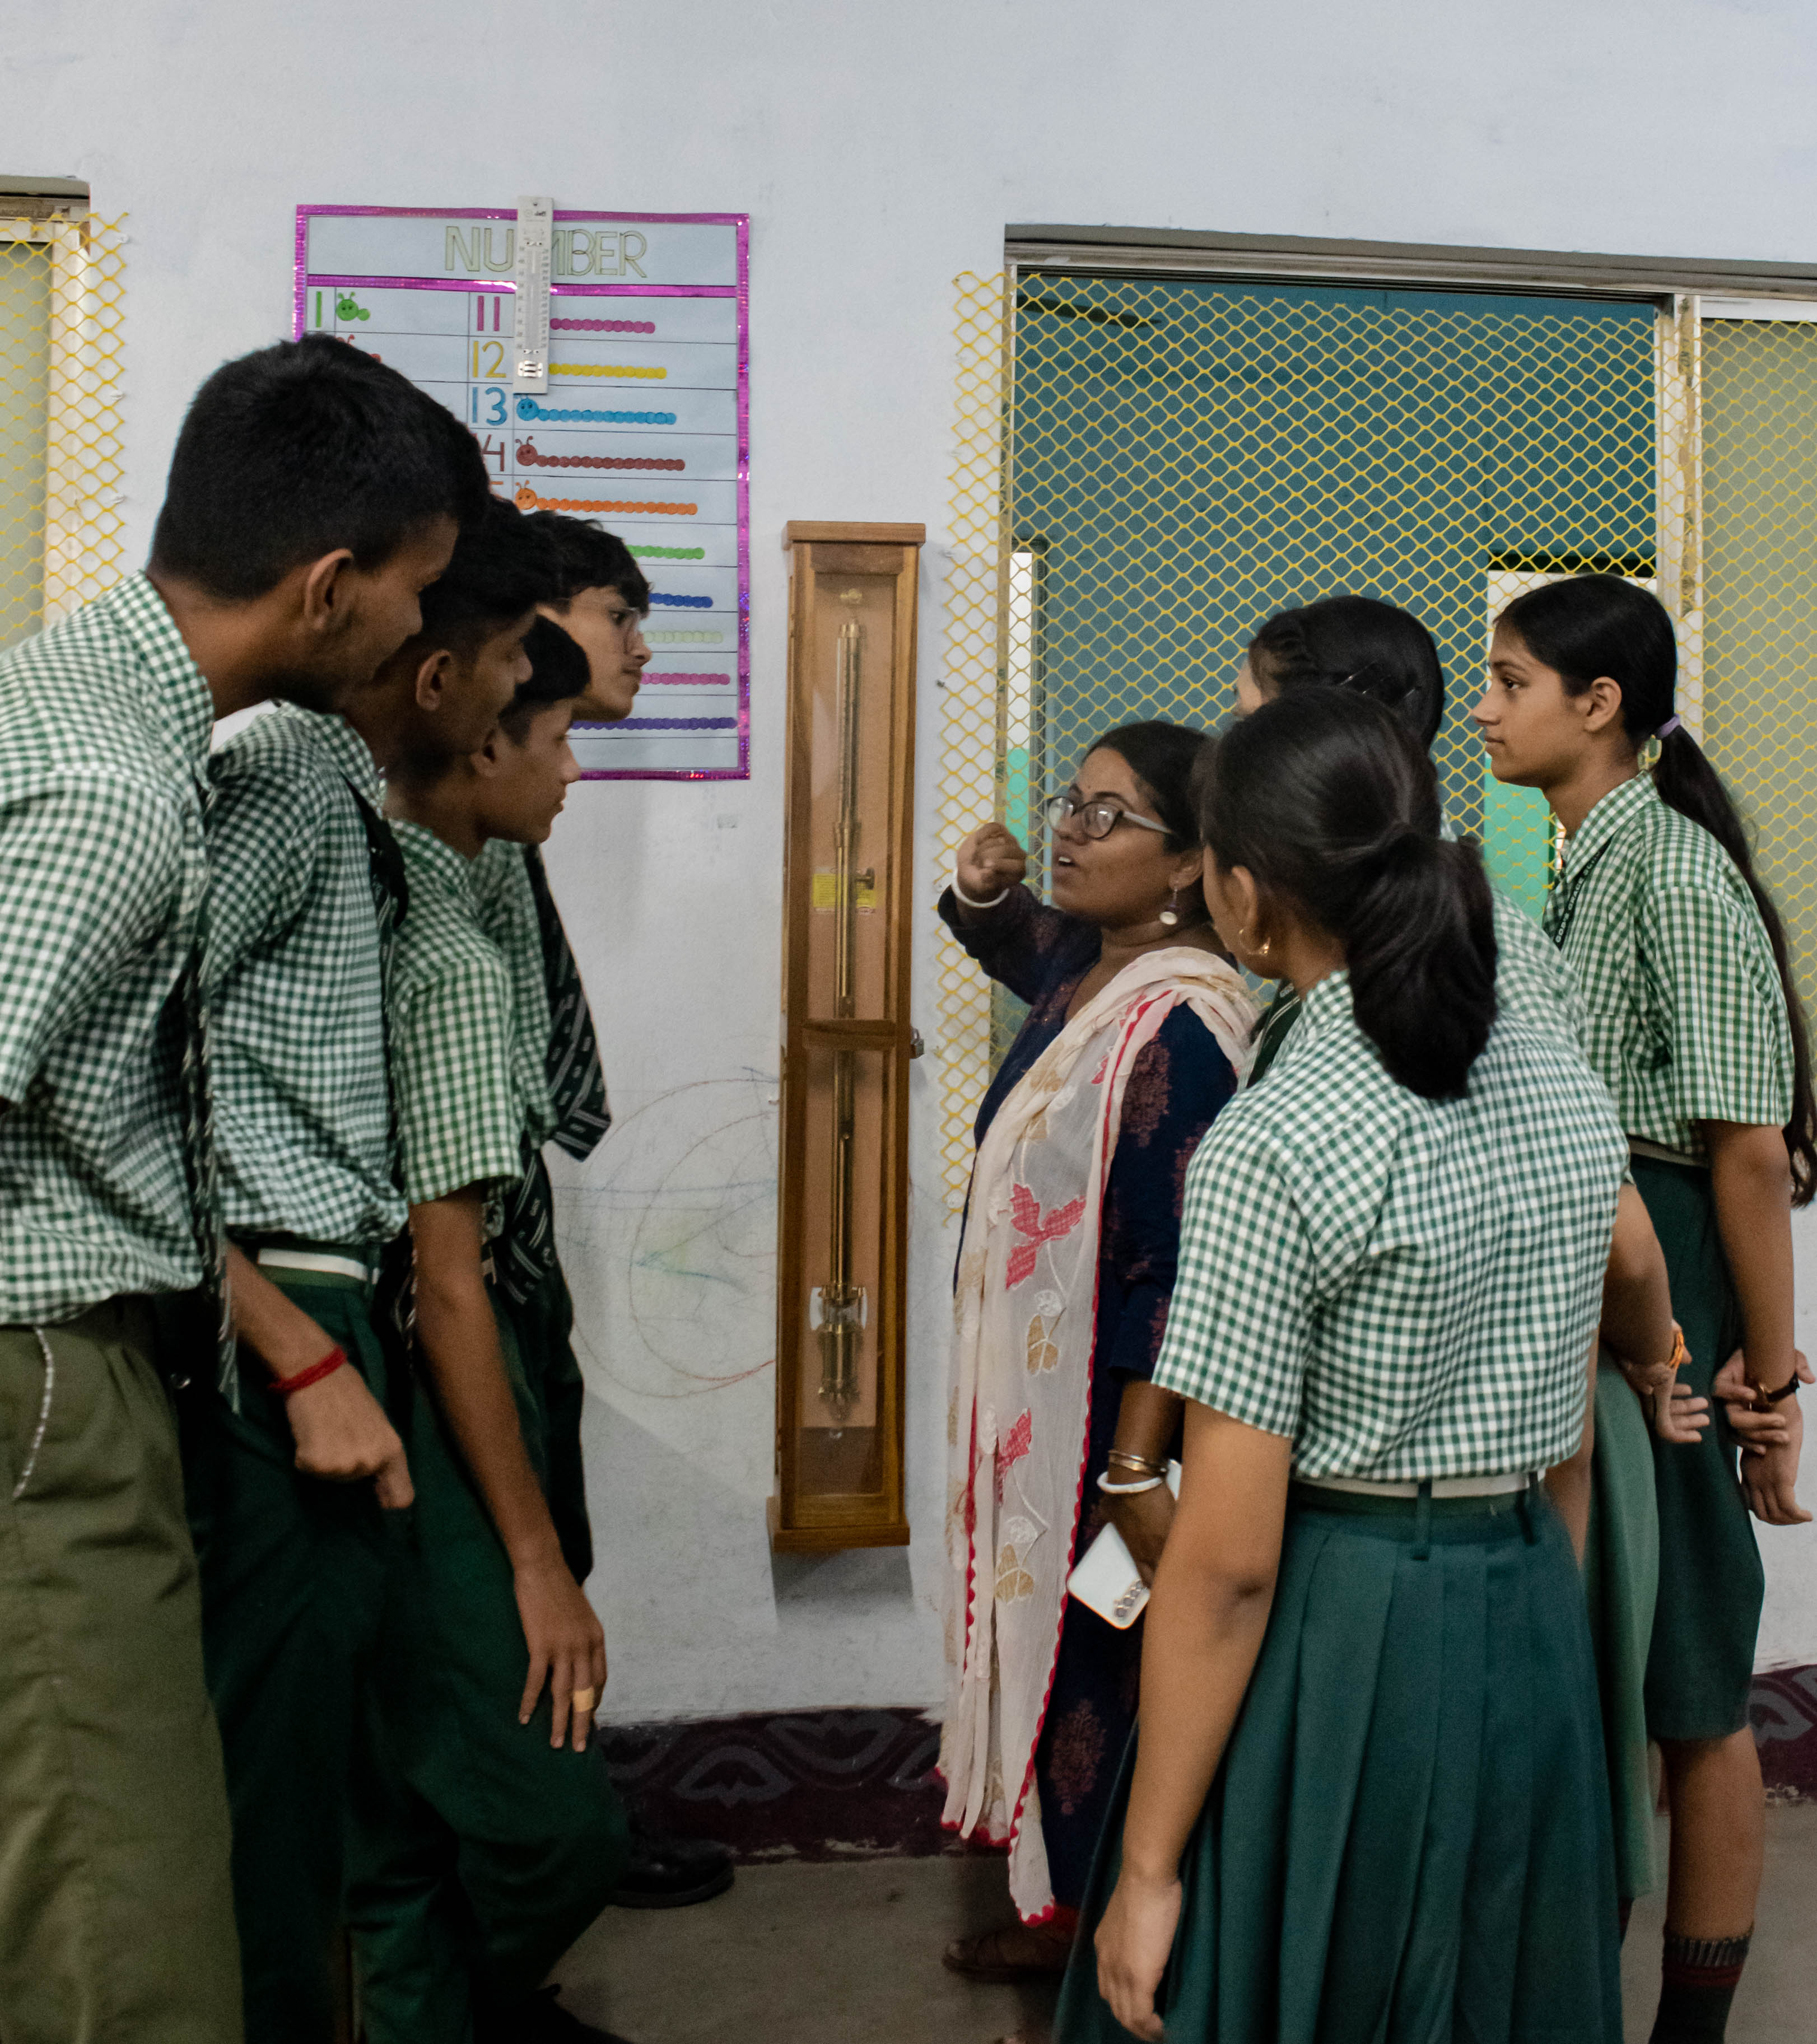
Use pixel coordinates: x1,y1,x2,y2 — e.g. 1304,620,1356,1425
934,273,1014,1202
935,269,1810,1203
1701,319,1817,1018
1,213,128,657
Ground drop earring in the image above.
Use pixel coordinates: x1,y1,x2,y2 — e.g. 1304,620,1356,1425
1158,889,1180,928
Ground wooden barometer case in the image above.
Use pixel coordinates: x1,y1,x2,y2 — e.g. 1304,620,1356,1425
770,522,923,1551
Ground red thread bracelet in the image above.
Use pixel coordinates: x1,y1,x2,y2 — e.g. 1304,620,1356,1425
267,1346,347,1398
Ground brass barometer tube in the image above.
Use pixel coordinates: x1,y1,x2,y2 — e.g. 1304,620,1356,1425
818,617,864,1422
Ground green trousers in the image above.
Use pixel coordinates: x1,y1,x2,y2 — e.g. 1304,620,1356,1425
347,1264,627,2044
0,1299,242,2044
180,1264,398,2044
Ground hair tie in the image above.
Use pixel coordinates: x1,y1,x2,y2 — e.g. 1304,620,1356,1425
1348,821,1430,870
1656,715,1682,740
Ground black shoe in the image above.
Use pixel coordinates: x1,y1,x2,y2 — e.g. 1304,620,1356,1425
609,1819,735,1909
476,1983,637,2043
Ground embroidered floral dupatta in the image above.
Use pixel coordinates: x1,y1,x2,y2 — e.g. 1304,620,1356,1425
939,948,1255,1922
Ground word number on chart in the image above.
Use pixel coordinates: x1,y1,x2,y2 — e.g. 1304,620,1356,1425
295,203,749,776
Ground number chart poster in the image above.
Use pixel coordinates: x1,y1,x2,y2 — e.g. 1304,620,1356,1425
294,206,749,779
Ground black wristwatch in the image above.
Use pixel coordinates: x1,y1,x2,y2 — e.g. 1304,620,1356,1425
1746,1370,1801,1406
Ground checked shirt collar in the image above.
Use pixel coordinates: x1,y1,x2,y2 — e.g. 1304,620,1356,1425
1545,772,1653,936
115,573,217,776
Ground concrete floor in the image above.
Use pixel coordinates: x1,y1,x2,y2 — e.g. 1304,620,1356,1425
553,1807,1817,2043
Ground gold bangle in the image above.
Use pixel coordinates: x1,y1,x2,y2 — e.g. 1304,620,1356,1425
1108,1448,1166,1477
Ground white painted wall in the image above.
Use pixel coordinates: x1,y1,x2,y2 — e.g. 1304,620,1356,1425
13,0,1816,1715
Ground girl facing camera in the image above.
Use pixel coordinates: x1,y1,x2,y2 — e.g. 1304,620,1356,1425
938,721,1255,1970
1060,690,1637,2044
1479,573,1811,2041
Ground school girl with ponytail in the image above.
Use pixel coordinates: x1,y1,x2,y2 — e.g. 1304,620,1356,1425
1060,690,1633,2044
1232,594,1585,1080
1231,592,1697,1917
1479,573,1812,2044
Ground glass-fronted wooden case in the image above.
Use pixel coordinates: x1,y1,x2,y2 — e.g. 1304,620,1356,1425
770,522,923,1551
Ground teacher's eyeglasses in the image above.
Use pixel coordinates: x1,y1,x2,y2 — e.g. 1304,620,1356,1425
1044,794,1171,842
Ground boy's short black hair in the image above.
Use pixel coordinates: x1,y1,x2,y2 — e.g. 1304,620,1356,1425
520,510,651,612
500,617,591,738
416,496,563,656
150,336,490,601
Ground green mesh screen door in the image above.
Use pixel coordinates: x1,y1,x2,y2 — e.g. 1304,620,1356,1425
1008,275,1657,904
934,269,1664,1202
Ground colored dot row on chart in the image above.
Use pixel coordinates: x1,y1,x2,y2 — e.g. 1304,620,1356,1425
515,399,678,424
609,716,738,733
516,442,685,473
641,671,733,684
549,318,656,334
628,545,707,561
646,629,724,643
513,487,698,516
549,362,668,379
649,592,714,609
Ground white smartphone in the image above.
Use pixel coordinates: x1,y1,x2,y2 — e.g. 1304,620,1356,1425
1066,1459,1182,1629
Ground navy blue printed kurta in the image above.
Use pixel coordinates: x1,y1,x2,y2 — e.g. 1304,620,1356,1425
940,884,1238,1908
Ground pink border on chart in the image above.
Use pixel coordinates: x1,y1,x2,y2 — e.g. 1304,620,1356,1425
293,204,751,782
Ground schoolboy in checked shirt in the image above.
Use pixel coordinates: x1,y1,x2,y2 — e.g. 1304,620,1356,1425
470,516,649,1223
467,516,734,1912
350,620,635,2044
0,337,478,2044
191,494,556,2044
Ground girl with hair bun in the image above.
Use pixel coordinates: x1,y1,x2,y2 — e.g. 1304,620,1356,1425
1060,689,1634,2044
1234,590,1694,1920
1480,575,1812,2044
1237,592,1582,1080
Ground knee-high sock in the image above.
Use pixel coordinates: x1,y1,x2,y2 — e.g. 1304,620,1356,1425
1650,1930,1751,2043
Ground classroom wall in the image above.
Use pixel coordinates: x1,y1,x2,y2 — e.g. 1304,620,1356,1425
13,0,1817,1715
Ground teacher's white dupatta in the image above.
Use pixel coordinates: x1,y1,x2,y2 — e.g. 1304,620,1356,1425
939,948,1255,1922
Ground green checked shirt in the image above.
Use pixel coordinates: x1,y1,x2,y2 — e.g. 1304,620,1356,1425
1544,773,1794,1164
471,836,553,1068
1154,972,1627,1479
0,575,212,1321
1246,888,1586,1088
204,705,404,1245
390,820,553,1229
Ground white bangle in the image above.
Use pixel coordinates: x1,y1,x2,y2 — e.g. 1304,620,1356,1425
1097,1470,1164,1495
952,874,1011,910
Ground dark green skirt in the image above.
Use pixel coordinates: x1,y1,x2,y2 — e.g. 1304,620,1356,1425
1584,1360,1660,1900
1629,1154,1763,1741
1056,1487,1621,2044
